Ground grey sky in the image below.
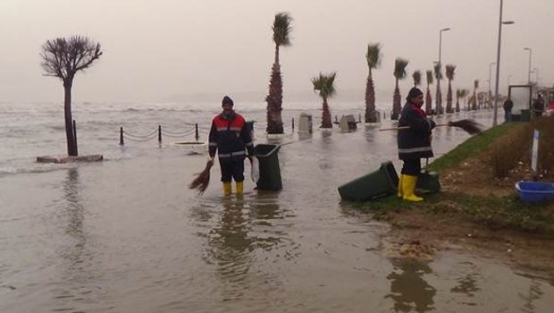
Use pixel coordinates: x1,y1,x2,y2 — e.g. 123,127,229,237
0,0,551,103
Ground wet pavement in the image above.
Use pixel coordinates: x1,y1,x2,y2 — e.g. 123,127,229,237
1,110,553,312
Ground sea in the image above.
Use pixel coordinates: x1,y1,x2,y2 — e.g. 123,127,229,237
1,99,553,313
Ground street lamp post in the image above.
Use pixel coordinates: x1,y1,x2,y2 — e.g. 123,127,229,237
524,47,532,85
489,62,496,108
533,67,539,84
492,0,514,127
436,27,451,115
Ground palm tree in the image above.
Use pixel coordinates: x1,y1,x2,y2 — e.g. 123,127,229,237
412,70,421,87
41,36,102,156
312,72,337,129
472,80,479,110
434,62,443,115
459,89,469,111
266,12,292,135
455,89,462,112
391,58,409,120
425,70,434,115
364,43,381,123
445,64,456,113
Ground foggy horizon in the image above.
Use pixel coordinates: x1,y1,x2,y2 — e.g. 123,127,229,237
1,0,552,104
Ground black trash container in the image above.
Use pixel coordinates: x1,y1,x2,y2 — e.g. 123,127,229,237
255,144,282,191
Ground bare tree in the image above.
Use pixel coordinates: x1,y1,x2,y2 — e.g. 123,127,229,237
40,36,102,156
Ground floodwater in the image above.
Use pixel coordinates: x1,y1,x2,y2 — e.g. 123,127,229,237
1,106,553,312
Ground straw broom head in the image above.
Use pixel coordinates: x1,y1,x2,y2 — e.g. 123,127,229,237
447,119,485,135
189,160,214,195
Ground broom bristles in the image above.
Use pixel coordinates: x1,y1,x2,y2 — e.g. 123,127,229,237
448,119,484,135
189,160,213,195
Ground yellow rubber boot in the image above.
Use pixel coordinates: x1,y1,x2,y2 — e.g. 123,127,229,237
402,175,423,202
397,174,404,198
236,181,244,196
223,182,232,196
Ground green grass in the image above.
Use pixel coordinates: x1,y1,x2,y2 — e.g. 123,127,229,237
427,122,520,171
358,192,554,233
356,122,554,234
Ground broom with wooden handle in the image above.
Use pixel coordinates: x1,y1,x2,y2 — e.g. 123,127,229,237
379,119,484,135
189,159,214,195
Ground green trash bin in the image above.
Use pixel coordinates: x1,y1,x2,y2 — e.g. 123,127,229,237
255,144,282,191
416,170,441,194
338,161,399,202
521,109,531,122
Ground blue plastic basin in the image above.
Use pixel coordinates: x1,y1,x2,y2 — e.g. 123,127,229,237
515,181,554,203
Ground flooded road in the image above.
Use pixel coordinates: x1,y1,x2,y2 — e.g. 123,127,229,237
1,110,553,312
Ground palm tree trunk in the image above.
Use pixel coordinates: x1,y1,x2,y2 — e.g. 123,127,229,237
391,79,401,120
365,69,377,123
63,80,77,156
435,81,442,115
455,96,460,112
266,45,284,134
425,83,432,115
446,80,453,113
321,97,332,128
274,44,280,65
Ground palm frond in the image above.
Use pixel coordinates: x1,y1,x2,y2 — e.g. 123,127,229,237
412,70,421,86
366,43,381,69
393,58,409,80
312,72,337,99
426,70,434,85
445,64,456,80
273,12,293,47
433,62,443,80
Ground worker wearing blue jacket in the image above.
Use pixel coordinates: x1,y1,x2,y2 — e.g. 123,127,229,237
208,96,254,196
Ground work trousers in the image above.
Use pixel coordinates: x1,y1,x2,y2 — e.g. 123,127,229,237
401,158,422,176
219,158,245,183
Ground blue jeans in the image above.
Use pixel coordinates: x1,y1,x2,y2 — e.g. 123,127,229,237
504,111,512,123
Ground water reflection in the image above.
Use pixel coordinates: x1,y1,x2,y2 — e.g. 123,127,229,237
363,125,377,143
298,131,313,142
204,193,293,267
197,191,297,303
385,259,436,312
61,167,87,266
248,192,293,254
207,197,253,279
450,272,481,299
520,279,544,313
54,167,96,311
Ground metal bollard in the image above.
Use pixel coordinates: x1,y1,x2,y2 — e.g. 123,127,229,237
195,123,199,141
119,127,124,145
158,125,162,143
73,120,78,155
292,118,295,133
